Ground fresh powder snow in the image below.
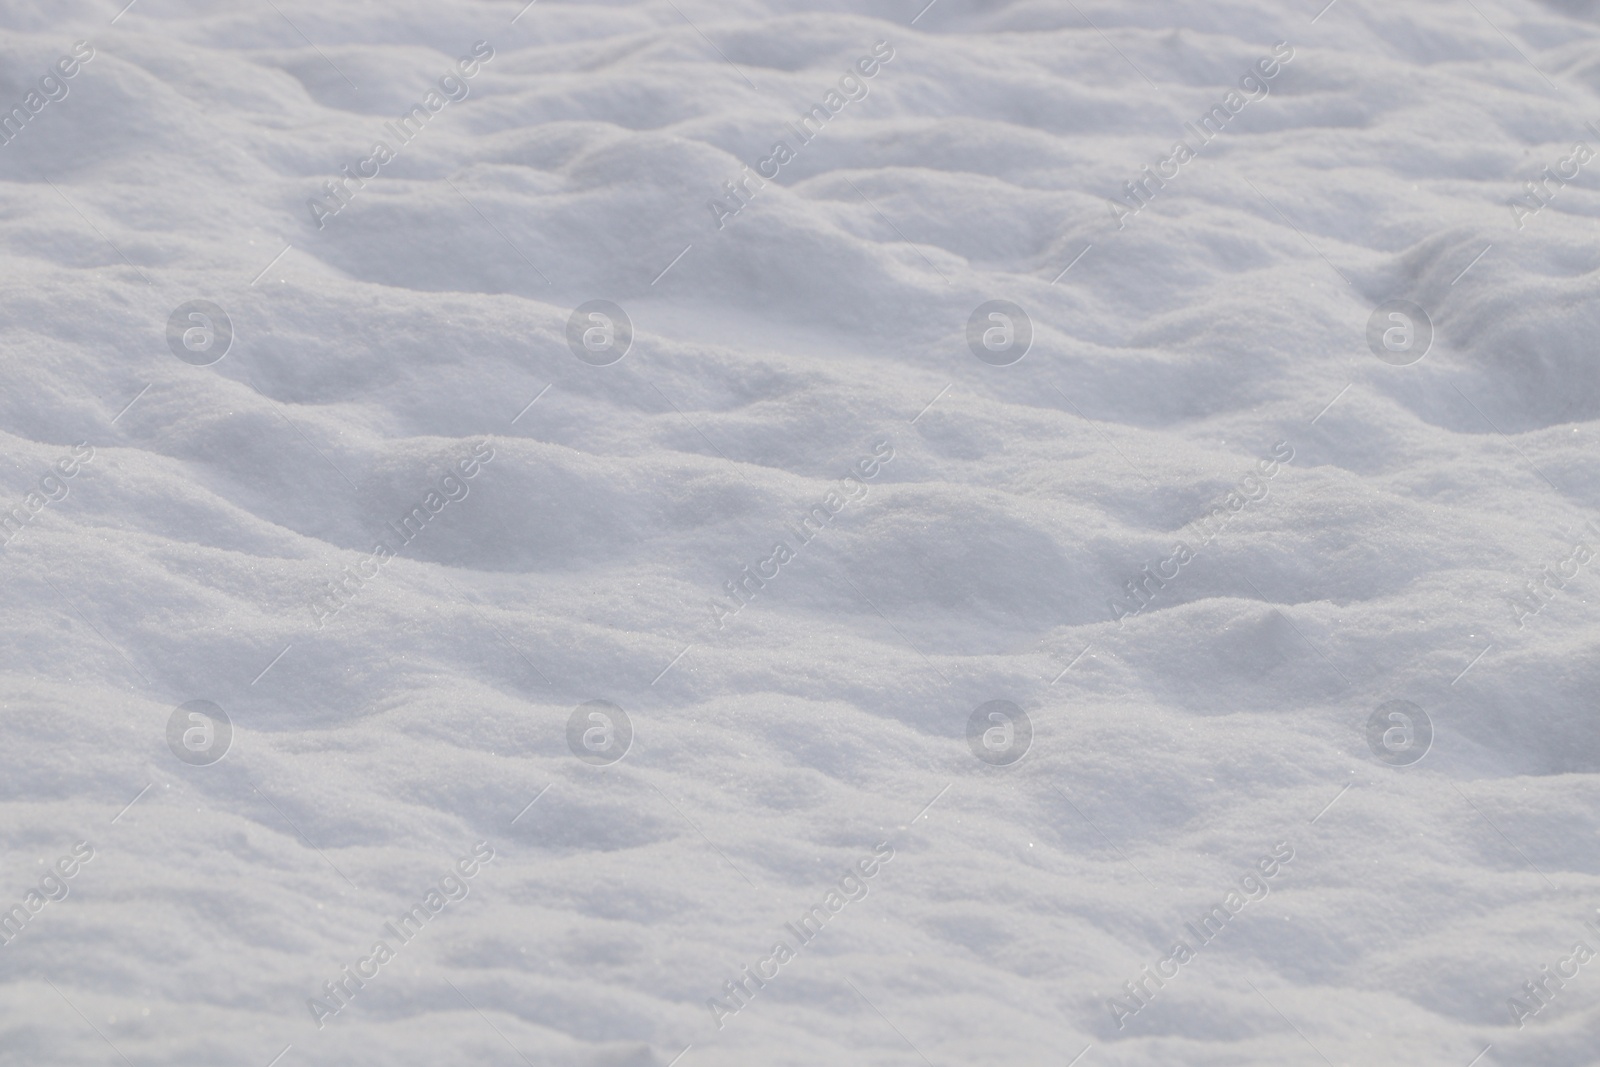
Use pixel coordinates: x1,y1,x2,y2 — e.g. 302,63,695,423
1,0,1599,1064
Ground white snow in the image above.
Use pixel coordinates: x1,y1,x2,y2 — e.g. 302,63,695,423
2,0,1600,1064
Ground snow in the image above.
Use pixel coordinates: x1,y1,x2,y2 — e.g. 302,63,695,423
2,0,1599,1063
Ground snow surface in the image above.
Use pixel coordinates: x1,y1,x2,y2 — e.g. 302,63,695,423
2,0,1600,1063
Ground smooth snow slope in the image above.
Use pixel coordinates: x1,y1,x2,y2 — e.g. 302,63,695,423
2,0,1600,1064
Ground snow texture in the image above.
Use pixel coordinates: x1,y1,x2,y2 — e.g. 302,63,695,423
1,0,1599,1064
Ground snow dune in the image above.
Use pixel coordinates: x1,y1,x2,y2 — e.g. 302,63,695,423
1,0,1599,1063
